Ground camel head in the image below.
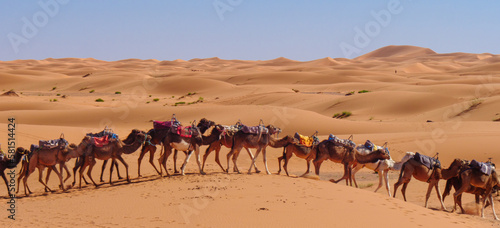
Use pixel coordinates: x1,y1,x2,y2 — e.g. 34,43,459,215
197,118,216,134
372,148,391,160
16,147,29,155
265,125,282,135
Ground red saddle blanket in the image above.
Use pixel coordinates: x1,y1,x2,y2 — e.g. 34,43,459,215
93,135,111,147
172,126,194,138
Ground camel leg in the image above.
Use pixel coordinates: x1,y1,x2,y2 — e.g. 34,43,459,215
38,167,53,192
16,162,25,194
174,150,179,174
301,158,312,177
262,148,271,175
23,164,36,195
453,174,471,213
62,164,71,183
374,169,384,193
489,193,499,220
114,160,122,179
277,156,283,175
159,146,172,177
194,146,205,175
147,147,160,175
351,164,364,189
245,148,260,173
330,163,350,186
230,146,243,173
85,158,99,187
109,158,115,185
137,145,151,177
433,182,447,211
51,165,65,192
180,150,193,176
45,168,52,192
115,156,130,183
313,158,325,176
401,183,409,201
383,170,391,197
424,183,434,208
100,160,108,182
1,172,12,198
283,150,293,176
213,145,225,172
247,148,262,174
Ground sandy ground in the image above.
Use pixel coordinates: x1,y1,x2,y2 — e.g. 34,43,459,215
1,45,500,227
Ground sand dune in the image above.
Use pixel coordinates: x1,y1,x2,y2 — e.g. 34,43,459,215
1,45,500,227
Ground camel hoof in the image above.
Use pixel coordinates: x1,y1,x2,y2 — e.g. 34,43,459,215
255,170,261,174
118,177,124,180
174,170,180,174
329,179,336,183
200,172,206,175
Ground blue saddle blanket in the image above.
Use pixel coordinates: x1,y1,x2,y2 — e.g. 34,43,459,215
413,152,441,169
86,130,118,139
328,134,356,148
470,160,494,175
38,138,68,149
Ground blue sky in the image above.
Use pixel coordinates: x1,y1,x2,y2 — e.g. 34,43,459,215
1,0,499,61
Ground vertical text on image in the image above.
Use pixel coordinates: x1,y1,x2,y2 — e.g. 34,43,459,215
6,117,17,220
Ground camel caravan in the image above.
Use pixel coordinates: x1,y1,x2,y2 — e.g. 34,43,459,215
1,114,499,220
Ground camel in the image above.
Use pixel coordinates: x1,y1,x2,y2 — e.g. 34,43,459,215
1,147,28,197
453,161,500,220
393,158,466,211
21,139,87,196
138,118,213,177
201,126,263,173
226,125,282,175
443,175,488,214
276,135,316,176
17,141,90,195
351,151,415,197
76,129,147,188
313,139,391,186
158,122,205,177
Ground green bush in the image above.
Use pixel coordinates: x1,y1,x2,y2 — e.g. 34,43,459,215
95,98,104,102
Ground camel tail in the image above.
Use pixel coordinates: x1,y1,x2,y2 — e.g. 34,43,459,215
443,179,452,199
397,162,407,182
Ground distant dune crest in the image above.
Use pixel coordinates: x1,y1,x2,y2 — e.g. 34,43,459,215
355,45,437,60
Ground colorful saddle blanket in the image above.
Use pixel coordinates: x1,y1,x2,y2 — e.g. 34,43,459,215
241,125,269,135
153,120,180,130
413,152,441,169
294,133,318,147
86,130,118,147
38,138,68,149
470,160,494,175
362,140,390,155
171,126,196,138
328,134,356,148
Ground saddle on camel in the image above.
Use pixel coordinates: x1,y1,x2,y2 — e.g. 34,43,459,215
86,128,119,147
328,134,356,149
293,132,319,147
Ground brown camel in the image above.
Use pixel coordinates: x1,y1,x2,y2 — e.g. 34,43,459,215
443,175,487,214
21,139,88,196
453,161,500,220
393,158,466,211
138,118,213,177
201,127,262,173
276,135,316,176
313,139,391,186
226,125,282,175
158,123,204,177
1,147,28,197
17,141,90,195
77,129,146,188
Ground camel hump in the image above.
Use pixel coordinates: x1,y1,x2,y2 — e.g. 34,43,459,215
413,152,440,169
38,138,69,149
470,159,494,175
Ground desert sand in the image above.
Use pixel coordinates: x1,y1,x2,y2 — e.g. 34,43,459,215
1,45,500,227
